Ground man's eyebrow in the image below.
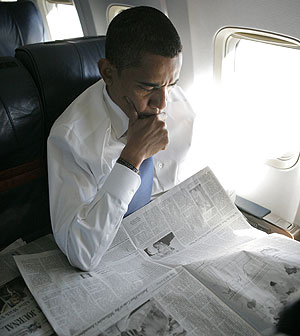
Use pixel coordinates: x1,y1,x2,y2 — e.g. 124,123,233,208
137,79,179,88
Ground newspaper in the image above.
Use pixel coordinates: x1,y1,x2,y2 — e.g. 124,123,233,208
11,167,300,335
0,235,57,336
0,239,26,255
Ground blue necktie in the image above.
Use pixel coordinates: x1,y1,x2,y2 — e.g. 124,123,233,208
124,157,154,217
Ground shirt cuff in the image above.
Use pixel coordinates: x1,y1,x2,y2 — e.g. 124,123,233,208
102,163,141,205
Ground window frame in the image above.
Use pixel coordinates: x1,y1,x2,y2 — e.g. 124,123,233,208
39,0,83,40
214,27,300,81
106,4,132,24
214,27,300,169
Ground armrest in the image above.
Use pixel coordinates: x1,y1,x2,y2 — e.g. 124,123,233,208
235,195,300,241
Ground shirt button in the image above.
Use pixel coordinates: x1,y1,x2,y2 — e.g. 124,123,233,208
157,162,164,169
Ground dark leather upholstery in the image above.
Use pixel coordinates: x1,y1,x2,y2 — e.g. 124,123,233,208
0,57,42,170
0,1,46,57
16,36,106,136
1,36,106,248
0,57,50,247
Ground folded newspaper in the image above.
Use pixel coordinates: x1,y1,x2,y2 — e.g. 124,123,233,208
1,167,300,336
0,235,57,336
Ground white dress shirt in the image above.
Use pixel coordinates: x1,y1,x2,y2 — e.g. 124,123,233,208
47,79,195,271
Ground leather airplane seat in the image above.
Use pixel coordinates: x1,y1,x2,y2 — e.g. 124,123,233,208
16,36,106,137
0,57,51,248
0,1,46,57
0,36,106,248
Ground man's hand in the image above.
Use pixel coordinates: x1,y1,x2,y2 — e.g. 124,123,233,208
120,96,169,169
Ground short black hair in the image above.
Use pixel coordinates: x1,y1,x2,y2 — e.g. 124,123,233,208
105,6,182,72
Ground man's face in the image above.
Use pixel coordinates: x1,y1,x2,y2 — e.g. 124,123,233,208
107,52,182,118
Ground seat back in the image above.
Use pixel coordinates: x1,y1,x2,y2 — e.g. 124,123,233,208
0,1,46,57
0,57,50,247
0,36,106,248
16,36,106,137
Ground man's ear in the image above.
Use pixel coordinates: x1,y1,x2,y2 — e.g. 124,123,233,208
98,58,115,85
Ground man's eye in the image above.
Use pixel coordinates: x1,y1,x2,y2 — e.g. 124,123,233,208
141,86,155,92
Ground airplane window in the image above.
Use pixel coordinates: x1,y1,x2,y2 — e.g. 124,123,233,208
214,28,300,169
43,0,83,40
107,5,131,24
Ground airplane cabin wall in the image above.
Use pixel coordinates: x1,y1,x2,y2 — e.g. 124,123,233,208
187,0,300,78
186,0,300,226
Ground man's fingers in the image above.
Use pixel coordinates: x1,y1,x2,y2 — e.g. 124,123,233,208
123,96,138,121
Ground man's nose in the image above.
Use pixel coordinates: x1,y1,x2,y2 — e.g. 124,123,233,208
149,87,168,112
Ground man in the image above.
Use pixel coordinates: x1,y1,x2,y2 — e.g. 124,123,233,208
47,6,195,271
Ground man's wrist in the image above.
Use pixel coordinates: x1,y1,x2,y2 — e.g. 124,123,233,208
117,157,139,174
120,147,144,169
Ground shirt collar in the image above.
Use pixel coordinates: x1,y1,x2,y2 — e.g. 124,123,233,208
103,84,129,139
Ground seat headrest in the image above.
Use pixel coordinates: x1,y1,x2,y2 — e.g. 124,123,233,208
16,36,106,135
0,1,46,57
0,56,42,170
